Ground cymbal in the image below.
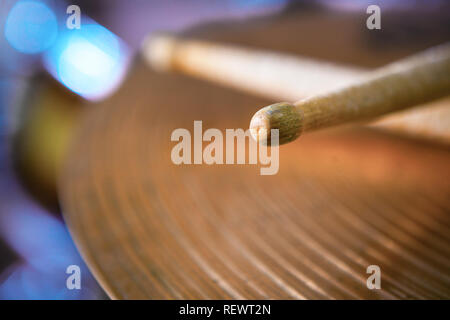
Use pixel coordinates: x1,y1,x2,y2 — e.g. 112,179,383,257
59,58,450,299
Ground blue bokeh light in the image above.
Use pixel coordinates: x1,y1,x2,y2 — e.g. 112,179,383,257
44,22,129,101
4,1,58,54
0,201,100,299
0,263,85,300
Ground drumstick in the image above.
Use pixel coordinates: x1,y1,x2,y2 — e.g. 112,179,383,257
249,43,450,145
142,34,365,100
143,35,450,143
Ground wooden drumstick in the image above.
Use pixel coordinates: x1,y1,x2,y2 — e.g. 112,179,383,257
143,35,450,143
142,34,365,100
249,43,450,145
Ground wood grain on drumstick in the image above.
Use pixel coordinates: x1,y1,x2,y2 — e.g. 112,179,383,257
249,43,450,145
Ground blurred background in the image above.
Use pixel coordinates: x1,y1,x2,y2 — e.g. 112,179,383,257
0,0,449,299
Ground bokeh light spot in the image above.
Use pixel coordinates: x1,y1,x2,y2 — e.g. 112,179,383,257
44,23,129,101
4,1,58,54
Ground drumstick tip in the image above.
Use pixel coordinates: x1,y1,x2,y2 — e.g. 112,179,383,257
250,102,302,145
142,33,176,72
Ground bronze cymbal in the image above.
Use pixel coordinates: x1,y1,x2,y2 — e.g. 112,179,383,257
51,8,450,299
59,56,450,299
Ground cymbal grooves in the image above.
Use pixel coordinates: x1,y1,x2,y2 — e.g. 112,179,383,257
60,61,450,299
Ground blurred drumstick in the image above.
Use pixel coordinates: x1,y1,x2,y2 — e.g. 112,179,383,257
143,35,450,143
143,34,365,100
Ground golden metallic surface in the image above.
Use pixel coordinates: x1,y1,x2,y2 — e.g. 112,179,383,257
60,60,450,299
